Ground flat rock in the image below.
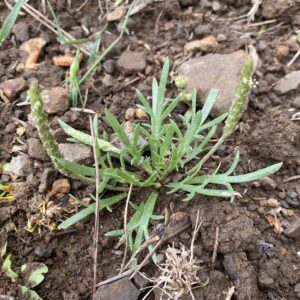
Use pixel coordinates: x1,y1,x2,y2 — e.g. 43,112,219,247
9,155,34,177
117,51,146,75
93,276,140,300
273,71,300,94
28,138,49,161
284,217,300,239
178,50,249,115
41,87,70,115
58,143,93,164
39,168,58,193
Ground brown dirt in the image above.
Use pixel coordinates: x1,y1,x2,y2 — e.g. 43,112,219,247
1,0,300,299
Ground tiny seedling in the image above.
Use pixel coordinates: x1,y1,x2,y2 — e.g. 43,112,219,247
1,246,48,300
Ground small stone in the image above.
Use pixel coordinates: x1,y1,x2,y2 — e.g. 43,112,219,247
281,201,290,209
267,198,280,208
12,21,30,42
217,33,227,42
0,77,27,100
284,217,300,239
117,51,147,75
275,45,290,59
212,0,227,12
93,276,139,300
286,197,299,208
125,108,135,120
58,143,93,164
28,138,49,161
292,96,300,109
51,178,71,194
106,5,126,21
258,272,275,288
34,245,52,258
41,87,70,115
184,36,218,53
135,108,147,119
39,168,57,193
178,50,249,115
194,24,212,38
273,71,300,94
5,123,16,134
101,74,114,87
9,155,33,177
247,204,258,211
103,59,116,74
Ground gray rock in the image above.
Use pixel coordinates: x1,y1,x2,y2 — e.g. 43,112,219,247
93,276,139,300
40,87,70,115
59,143,93,164
284,218,300,240
39,168,57,193
258,272,275,288
28,138,49,161
10,155,34,177
103,59,116,74
12,22,30,42
273,71,300,94
117,51,146,75
178,50,249,115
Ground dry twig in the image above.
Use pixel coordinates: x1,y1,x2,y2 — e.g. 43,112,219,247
119,183,133,274
212,225,220,266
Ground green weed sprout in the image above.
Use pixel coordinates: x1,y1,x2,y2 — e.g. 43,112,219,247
66,50,82,107
1,246,48,300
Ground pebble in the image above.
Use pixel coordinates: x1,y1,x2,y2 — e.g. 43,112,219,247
258,272,275,288
247,203,259,211
275,45,290,59
28,138,49,161
93,276,140,300
0,77,27,100
116,51,146,75
34,245,53,258
281,201,290,209
184,35,218,53
58,143,93,164
286,191,299,208
5,123,16,134
194,24,212,38
273,71,300,94
9,155,34,177
286,197,299,208
101,74,114,87
284,217,300,239
217,33,227,42
178,50,249,115
267,198,280,208
41,87,70,115
39,168,57,193
12,21,30,42
103,59,116,74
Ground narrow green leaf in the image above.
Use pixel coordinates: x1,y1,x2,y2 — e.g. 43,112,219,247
58,193,127,229
200,89,219,125
0,0,27,46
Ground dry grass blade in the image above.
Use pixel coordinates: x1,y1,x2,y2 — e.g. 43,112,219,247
90,116,101,295
119,183,133,274
144,210,207,300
